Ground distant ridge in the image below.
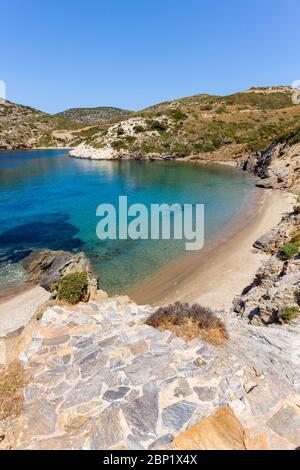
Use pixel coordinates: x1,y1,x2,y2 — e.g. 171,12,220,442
0,101,132,150
54,106,133,125
0,99,79,150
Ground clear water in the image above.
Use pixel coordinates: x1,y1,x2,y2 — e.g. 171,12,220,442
0,149,255,294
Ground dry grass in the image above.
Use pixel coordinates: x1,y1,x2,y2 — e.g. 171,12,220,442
84,88,300,157
0,361,26,420
146,301,228,345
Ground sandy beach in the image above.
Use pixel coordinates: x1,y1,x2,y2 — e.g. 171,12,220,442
0,285,50,337
0,187,295,332
129,189,296,311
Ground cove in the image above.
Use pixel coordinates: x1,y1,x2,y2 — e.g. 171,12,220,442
0,149,256,295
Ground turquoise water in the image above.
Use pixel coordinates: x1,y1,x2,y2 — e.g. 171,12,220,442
0,149,255,294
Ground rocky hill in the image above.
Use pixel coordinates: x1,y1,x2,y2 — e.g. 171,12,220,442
0,101,118,150
240,128,300,191
70,87,300,161
0,100,86,150
55,107,133,125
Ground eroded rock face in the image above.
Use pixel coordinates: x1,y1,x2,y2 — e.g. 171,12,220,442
233,211,300,326
253,213,300,254
234,257,299,325
23,250,98,298
240,132,300,191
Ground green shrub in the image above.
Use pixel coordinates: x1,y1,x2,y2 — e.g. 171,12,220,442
290,130,300,145
93,142,104,149
280,306,299,323
202,104,213,110
171,143,190,157
147,120,168,132
169,109,187,121
196,142,217,153
280,242,299,260
216,106,226,114
57,271,88,305
133,125,145,133
124,135,136,144
111,140,127,150
140,143,158,154
117,127,125,136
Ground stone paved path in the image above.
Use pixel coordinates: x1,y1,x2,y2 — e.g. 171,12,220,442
6,297,300,450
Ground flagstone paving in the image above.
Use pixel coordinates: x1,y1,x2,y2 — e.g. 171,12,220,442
3,297,300,450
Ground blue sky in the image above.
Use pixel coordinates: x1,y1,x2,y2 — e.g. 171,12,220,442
1,0,299,114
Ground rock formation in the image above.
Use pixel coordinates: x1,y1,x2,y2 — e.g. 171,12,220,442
233,201,300,326
23,250,98,299
240,131,300,190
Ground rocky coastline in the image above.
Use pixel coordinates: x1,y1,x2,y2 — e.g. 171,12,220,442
1,131,300,450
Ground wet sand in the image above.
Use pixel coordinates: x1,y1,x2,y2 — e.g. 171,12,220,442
128,189,295,311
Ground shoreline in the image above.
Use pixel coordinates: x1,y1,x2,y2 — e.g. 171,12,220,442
0,147,71,153
0,186,295,314
0,285,50,337
128,188,295,310
0,150,296,319
0,280,36,304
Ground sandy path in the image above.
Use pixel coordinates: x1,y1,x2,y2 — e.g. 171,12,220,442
0,286,50,336
129,189,295,311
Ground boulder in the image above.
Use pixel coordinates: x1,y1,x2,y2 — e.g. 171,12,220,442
253,227,286,253
23,250,98,299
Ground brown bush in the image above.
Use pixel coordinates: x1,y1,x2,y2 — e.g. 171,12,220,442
0,361,27,420
146,301,228,345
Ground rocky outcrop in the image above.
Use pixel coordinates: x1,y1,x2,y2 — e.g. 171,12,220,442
69,116,175,161
233,211,300,325
240,131,300,190
253,211,300,253
23,250,98,299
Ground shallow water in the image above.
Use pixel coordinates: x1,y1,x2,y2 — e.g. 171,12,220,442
0,149,255,294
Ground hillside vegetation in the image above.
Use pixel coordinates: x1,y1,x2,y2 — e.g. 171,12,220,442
71,87,300,161
0,100,85,150
0,101,115,150
55,106,133,125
